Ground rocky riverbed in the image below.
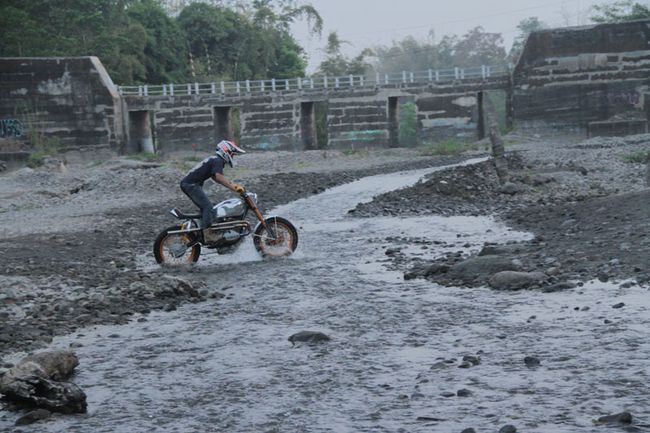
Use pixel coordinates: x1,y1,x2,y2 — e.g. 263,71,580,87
0,148,468,357
351,134,650,291
1,134,650,431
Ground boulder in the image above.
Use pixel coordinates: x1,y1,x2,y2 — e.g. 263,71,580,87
596,411,632,425
15,409,51,426
0,350,86,414
288,331,331,346
488,271,547,290
448,255,521,282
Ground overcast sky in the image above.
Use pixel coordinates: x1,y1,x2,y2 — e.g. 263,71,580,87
291,0,610,72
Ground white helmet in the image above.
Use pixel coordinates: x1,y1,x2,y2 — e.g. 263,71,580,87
215,140,245,167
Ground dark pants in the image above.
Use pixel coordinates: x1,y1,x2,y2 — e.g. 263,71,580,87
180,181,214,228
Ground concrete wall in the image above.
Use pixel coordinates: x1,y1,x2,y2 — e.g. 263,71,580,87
125,77,509,153
513,20,650,134
0,57,124,151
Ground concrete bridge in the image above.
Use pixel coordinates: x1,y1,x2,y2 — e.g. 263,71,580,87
121,65,512,153
1,19,649,156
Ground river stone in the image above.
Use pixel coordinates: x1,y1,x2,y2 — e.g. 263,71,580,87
448,255,521,281
0,350,86,414
499,182,521,195
524,356,541,367
288,331,331,346
488,271,547,290
461,429,476,433
596,411,632,425
499,425,517,433
15,409,51,426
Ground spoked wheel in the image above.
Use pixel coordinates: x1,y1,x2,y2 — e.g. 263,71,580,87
153,225,201,265
253,217,298,258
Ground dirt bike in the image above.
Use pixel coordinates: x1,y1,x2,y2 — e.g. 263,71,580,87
153,191,298,265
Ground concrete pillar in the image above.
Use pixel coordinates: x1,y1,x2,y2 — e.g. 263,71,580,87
214,106,233,141
477,91,486,140
300,102,316,150
387,97,399,147
128,111,154,154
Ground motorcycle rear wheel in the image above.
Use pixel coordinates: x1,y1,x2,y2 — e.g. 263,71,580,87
154,225,201,265
253,217,298,258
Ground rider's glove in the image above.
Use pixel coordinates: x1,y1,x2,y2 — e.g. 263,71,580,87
233,183,246,194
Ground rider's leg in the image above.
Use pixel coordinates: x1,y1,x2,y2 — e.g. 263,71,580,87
180,182,214,229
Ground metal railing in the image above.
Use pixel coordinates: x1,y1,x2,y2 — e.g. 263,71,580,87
117,64,511,97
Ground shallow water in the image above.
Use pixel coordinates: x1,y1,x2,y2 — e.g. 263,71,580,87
2,160,650,432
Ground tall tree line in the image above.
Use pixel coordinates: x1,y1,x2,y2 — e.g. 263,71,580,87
0,0,321,84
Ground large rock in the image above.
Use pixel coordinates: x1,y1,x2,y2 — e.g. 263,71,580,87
448,255,521,282
0,350,86,414
288,331,331,346
488,271,547,290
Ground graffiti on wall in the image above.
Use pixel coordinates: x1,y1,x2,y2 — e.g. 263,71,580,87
0,118,25,138
607,91,641,107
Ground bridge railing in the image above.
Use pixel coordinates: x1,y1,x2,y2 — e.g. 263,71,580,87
117,64,510,97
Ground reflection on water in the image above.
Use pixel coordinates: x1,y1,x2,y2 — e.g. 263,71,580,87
2,159,649,432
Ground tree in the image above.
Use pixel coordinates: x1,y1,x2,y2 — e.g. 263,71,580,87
317,32,371,76
452,26,507,67
591,1,650,23
0,0,148,84
508,17,547,63
127,0,189,83
372,33,441,74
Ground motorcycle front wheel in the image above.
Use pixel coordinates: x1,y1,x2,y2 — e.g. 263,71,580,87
153,225,201,265
253,217,298,258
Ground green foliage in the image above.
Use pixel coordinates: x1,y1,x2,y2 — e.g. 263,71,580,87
417,139,477,156
26,136,60,168
591,1,650,23
622,150,650,163
398,102,418,147
0,0,320,84
317,32,372,76
314,102,329,148
341,148,370,157
127,0,188,83
371,26,507,73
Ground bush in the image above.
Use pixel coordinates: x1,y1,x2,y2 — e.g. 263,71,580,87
399,102,418,146
622,150,649,163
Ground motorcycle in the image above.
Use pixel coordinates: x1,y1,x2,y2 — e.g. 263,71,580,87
153,191,298,265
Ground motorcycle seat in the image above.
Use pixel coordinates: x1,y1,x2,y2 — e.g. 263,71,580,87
171,208,201,219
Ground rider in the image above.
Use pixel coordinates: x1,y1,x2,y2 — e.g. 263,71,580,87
180,140,246,238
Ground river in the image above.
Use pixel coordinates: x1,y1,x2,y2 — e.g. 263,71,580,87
2,160,649,432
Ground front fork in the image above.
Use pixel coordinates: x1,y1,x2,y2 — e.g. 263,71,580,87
244,194,276,239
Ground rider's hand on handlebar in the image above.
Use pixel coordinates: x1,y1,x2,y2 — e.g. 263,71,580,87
233,183,246,194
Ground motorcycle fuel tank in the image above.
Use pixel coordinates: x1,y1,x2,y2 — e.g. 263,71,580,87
213,198,245,218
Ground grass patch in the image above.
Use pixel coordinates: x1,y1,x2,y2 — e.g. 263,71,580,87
183,155,204,163
127,152,162,162
341,148,370,157
622,150,649,163
417,139,477,156
27,136,61,168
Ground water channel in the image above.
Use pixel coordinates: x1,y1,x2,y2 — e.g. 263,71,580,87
2,160,649,432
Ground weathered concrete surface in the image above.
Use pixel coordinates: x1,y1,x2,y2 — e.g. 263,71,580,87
124,77,510,153
513,20,650,134
0,57,124,151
